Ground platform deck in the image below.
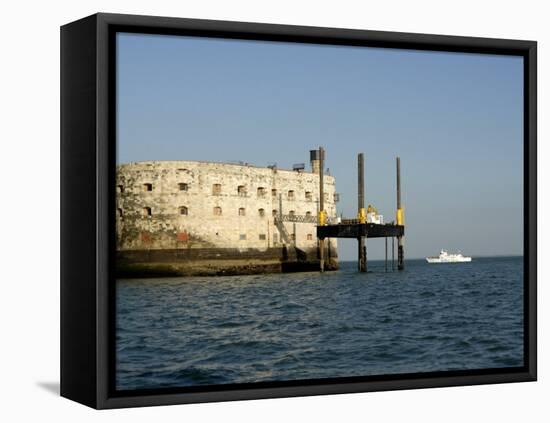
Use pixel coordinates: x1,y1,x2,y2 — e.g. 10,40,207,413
317,223,404,239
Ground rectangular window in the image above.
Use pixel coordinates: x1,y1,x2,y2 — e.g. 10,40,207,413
212,184,221,195
307,233,313,240
239,234,247,240
239,207,246,216
259,234,266,240
238,185,247,196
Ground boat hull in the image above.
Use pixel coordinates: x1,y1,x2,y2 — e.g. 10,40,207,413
426,257,472,263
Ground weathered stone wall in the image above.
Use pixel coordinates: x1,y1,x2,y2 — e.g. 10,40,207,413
116,160,338,257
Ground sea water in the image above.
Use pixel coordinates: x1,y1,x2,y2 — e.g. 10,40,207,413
116,256,523,390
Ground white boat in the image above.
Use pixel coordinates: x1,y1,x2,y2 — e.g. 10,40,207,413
426,250,472,263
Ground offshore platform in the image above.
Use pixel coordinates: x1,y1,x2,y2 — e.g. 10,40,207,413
315,147,405,273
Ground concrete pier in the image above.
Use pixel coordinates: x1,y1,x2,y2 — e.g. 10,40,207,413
396,157,405,271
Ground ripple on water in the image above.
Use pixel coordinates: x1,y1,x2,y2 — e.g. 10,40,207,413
116,257,524,390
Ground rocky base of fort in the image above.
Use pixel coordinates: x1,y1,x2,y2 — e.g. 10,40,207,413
116,247,338,278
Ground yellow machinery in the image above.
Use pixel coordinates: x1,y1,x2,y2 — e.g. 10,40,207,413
396,207,404,225
318,210,327,226
357,207,366,223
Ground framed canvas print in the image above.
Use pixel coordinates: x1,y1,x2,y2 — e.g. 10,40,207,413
60,13,537,409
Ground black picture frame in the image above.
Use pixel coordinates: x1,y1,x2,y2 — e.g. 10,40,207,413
61,12,537,409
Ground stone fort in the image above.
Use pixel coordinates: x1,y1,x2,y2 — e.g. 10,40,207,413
116,151,339,276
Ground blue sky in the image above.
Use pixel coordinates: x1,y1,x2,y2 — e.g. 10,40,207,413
117,33,524,260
